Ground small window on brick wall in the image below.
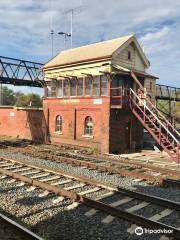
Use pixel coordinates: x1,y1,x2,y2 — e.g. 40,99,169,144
55,115,62,132
84,116,93,136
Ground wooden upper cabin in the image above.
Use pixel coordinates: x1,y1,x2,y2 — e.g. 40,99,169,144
43,35,157,107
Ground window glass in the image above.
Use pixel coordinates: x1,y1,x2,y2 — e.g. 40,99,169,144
85,77,91,96
64,79,69,97
51,80,56,97
57,80,62,97
46,80,56,97
84,116,93,136
55,115,62,132
46,81,51,97
93,76,100,96
77,78,83,96
70,78,76,96
128,51,131,60
100,75,107,96
150,81,152,91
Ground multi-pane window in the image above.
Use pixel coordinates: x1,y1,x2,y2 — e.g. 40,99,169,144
57,80,62,97
55,115,62,132
77,78,83,96
63,79,69,97
70,78,76,96
46,76,108,98
46,80,56,97
93,76,100,96
100,75,107,96
84,116,93,136
85,77,91,96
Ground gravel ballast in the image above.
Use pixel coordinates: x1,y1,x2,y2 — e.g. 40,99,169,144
0,148,179,240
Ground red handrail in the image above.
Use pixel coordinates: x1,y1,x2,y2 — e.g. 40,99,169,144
129,88,179,162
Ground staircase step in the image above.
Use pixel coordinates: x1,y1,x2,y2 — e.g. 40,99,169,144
149,128,158,131
130,88,179,163
162,141,172,146
147,123,157,127
153,130,160,133
165,145,173,149
166,145,174,149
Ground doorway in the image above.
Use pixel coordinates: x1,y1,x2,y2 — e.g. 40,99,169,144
125,120,132,150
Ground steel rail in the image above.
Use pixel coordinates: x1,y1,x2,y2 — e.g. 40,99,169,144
0,165,180,239
117,187,180,211
0,157,180,210
0,157,117,191
162,178,180,188
0,213,43,240
47,154,161,183
17,147,180,183
50,148,180,176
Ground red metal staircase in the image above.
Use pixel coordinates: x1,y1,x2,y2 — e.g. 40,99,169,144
129,88,180,162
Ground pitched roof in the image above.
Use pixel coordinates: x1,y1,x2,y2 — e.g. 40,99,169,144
43,35,134,69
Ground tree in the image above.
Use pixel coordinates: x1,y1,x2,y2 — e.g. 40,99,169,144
15,93,42,108
1,86,16,105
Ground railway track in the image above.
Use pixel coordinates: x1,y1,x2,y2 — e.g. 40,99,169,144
10,145,180,184
0,157,180,239
163,178,180,188
0,212,42,240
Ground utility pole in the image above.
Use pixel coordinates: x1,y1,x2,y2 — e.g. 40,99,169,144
64,3,83,48
50,29,54,58
70,9,73,48
58,32,71,49
49,0,54,57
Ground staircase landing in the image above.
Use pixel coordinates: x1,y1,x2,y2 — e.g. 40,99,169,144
129,88,180,163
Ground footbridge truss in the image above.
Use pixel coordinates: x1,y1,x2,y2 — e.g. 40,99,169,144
0,56,44,88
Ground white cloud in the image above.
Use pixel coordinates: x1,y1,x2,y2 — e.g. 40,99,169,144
140,26,171,42
0,0,180,86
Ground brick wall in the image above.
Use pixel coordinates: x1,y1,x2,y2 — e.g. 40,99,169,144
0,107,46,142
109,109,143,153
0,101,144,154
43,97,110,153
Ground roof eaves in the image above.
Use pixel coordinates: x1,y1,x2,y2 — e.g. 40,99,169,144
132,37,150,68
43,55,112,71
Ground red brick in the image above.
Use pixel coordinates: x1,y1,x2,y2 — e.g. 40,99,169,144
0,107,45,142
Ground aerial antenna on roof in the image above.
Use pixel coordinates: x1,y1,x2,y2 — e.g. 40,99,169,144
49,0,54,57
64,0,84,48
142,46,145,53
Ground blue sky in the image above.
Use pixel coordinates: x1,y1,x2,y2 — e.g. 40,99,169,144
0,0,180,95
